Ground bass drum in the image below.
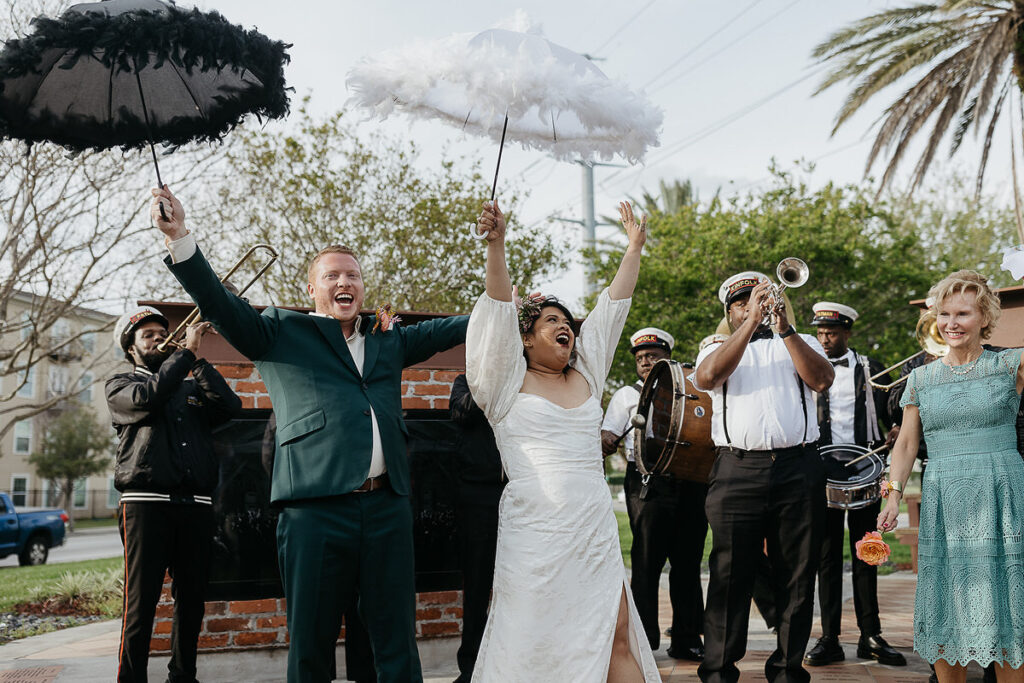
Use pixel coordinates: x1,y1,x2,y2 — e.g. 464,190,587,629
634,359,715,483
820,443,885,510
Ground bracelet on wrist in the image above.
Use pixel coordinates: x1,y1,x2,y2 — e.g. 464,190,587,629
779,325,796,339
881,479,903,498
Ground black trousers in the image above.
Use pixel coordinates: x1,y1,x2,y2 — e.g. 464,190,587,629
698,446,825,683
454,498,500,682
117,502,213,683
816,502,882,638
624,461,708,651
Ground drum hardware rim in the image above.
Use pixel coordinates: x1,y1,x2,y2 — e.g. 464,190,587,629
637,359,701,478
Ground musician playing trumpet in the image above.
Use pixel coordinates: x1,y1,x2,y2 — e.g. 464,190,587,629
693,271,833,683
804,302,904,668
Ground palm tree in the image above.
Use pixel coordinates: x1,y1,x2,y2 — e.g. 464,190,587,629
812,1,1024,196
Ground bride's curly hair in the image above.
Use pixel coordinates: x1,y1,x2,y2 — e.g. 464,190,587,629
928,270,1001,339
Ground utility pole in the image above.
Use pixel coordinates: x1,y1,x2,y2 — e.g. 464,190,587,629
556,160,625,297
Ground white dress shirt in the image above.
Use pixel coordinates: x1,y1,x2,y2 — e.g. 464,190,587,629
602,382,643,459
693,333,826,450
167,232,386,478
825,349,856,445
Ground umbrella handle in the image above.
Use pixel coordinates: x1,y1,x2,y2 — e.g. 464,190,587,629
469,222,489,240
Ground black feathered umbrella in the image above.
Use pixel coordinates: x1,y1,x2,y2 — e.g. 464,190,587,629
0,0,290,203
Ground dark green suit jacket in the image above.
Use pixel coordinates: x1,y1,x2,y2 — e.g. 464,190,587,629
167,248,468,503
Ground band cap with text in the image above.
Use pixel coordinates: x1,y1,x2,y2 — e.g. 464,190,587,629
718,271,769,305
629,327,674,353
114,306,169,352
810,302,859,329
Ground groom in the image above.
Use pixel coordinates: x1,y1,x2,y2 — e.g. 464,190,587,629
150,187,469,683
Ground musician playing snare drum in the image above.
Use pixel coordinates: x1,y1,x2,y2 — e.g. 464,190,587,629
693,271,833,683
601,328,709,661
804,302,905,668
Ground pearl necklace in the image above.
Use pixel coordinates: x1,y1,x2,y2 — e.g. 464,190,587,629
945,351,982,376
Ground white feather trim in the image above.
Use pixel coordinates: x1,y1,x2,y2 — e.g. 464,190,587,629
346,25,662,164
1001,245,1024,280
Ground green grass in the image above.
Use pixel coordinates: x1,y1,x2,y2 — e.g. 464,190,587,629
0,557,123,612
615,510,910,575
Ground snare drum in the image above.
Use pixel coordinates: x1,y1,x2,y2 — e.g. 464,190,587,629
820,443,885,510
633,359,715,483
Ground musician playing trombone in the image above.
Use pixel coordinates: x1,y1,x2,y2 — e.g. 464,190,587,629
804,302,904,668
693,271,833,683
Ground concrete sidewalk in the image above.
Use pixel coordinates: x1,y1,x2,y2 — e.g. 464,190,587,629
0,570,998,682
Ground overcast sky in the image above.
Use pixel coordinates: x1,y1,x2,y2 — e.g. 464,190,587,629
187,0,1016,306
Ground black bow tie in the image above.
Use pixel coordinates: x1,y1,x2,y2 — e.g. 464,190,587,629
831,358,849,367
750,328,773,342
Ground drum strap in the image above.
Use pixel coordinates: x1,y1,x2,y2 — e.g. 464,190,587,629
721,375,808,445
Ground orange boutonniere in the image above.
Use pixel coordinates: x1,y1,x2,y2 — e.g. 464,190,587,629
372,303,401,334
855,531,892,566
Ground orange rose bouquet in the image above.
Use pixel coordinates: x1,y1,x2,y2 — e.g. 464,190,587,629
855,531,891,566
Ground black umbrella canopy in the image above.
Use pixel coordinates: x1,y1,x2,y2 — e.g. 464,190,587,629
0,0,290,152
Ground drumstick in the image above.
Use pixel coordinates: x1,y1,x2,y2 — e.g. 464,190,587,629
844,443,889,467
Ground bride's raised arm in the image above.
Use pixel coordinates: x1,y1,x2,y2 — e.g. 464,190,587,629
466,200,525,425
478,200,512,301
574,202,647,398
607,201,647,301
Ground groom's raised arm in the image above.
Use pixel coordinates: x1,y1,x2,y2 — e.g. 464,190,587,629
152,187,278,361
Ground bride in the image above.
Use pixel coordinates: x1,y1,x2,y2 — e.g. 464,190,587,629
466,199,660,682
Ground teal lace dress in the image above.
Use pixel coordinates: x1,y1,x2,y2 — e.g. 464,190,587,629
901,348,1024,667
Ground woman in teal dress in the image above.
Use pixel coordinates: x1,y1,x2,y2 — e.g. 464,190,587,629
879,270,1024,683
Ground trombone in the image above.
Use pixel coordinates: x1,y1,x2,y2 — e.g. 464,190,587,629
868,311,948,391
762,257,809,327
157,244,279,353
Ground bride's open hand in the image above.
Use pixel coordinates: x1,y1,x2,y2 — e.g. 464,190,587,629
618,201,647,252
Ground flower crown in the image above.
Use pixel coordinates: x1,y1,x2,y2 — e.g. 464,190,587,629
516,292,547,333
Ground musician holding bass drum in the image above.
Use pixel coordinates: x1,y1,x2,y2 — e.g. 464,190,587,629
693,270,833,683
804,302,905,667
601,327,708,661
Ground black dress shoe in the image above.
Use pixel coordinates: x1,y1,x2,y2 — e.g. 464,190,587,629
666,643,704,661
804,636,845,666
857,633,907,666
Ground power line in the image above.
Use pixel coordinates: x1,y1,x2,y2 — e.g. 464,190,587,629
649,0,803,97
588,0,659,58
602,66,825,186
641,0,765,92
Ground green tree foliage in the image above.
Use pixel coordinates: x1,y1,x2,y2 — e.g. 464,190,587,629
207,100,570,313
28,404,113,521
587,166,1019,388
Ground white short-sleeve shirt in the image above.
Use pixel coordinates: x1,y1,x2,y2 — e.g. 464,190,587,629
693,333,826,450
601,382,643,459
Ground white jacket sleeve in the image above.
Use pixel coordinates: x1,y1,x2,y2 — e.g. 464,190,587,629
574,288,632,400
465,292,527,425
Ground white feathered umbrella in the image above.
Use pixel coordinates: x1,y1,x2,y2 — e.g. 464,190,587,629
346,18,662,202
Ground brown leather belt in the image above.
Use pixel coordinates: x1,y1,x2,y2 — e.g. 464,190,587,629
352,473,389,493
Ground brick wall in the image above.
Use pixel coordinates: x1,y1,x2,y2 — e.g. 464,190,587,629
151,580,464,653
149,362,464,653
213,362,460,411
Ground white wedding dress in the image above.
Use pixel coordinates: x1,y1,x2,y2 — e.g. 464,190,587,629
465,288,661,682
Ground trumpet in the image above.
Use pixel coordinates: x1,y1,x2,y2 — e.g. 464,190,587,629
868,310,948,390
157,244,279,353
762,257,809,326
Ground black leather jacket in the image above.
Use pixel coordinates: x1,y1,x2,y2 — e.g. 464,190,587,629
105,349,242,497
